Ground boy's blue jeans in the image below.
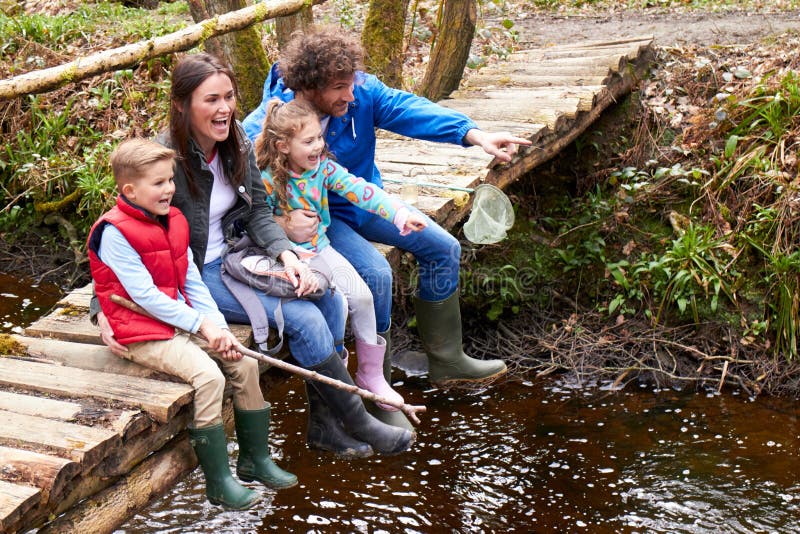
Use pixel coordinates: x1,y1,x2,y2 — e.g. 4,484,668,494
326,209,461,333
202,257,347,367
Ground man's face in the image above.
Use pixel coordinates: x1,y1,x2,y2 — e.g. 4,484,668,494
306,74,356,117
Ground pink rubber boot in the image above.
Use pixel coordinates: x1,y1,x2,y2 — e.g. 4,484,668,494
355,336,404,411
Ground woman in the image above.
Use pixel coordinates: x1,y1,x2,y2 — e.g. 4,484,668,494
97,53,413,464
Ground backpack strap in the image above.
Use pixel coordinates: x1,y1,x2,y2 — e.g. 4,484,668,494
220,263,285,357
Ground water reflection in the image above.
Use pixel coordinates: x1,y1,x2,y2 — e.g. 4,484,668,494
0,273,61,334
3,273,796,532
120,375,800,534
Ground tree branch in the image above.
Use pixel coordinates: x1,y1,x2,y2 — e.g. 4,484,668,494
0,0,319,101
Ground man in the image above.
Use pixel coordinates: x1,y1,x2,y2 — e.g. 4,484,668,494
244,26,531,433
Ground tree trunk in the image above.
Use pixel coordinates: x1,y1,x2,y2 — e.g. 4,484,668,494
276,5,314,47
187,0,271,114
419,0,476,102
362,0,410,89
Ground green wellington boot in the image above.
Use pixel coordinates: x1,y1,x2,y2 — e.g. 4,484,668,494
234,405,298,489
365,325,414,431
414,292,507,386
188,423,261,510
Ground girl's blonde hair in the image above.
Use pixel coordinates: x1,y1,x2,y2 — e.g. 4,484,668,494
255,99,324,213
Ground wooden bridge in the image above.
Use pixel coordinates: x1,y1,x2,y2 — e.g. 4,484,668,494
1,36,653,533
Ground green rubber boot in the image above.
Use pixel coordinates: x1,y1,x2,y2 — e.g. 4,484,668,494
234,405,298,489
188,424,261,509
365,325,414,431
414,292,507,386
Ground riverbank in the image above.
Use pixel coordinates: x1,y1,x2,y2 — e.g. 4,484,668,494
4,1,800,396
440,25,800,396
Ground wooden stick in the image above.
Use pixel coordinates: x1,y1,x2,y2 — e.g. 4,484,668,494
109,294,425,424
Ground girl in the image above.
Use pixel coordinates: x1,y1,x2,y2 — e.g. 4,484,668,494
255,98,427,411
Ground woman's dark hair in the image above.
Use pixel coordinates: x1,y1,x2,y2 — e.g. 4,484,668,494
168,53,247,196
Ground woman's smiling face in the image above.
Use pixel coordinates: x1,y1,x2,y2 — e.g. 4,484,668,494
186,72,236,158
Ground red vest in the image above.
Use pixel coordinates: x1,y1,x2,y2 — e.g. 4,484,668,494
88,196,191,344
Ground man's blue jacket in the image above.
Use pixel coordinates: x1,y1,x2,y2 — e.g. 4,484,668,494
243,63,479,228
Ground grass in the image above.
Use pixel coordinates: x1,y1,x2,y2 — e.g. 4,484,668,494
0,2,188,74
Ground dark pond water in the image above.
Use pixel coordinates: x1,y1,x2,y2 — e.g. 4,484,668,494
2,274,798,533
119,373,800,534
0,273,61,335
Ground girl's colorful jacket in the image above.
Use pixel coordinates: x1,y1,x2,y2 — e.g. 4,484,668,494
261,156,406,252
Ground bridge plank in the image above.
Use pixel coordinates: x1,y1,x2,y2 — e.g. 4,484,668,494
471,74,611,88
17,335,180,380
475,63,616,76
23,308,252,351
24,311,102,345
0,410,119,470
442,97,565,125
54,283,93,308
0,479,40,533
0,445,80,503
0,358,193,423
0,390,82,421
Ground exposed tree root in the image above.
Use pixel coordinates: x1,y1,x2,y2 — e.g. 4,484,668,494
457,305,800,397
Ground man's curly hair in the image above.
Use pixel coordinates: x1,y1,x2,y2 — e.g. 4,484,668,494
279,26,364,92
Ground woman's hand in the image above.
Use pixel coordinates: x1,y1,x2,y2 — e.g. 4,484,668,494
276,209,320,243
97,311,129,357
279,250,320,297
199,318,243,361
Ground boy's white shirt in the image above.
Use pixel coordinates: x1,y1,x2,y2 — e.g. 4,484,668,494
97,224,227,333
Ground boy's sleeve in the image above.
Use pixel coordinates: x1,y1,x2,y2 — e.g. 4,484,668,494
99,225,205,334
182,248,228,330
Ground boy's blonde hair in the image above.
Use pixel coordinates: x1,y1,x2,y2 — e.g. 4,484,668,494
110,138,176,189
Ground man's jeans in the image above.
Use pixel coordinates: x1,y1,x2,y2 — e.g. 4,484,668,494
327,209,461,332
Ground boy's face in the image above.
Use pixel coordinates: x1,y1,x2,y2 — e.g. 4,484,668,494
279,118,324,174
304,74,355,117
122,159,176,216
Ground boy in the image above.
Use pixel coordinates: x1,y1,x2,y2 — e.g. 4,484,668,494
87,138,296,511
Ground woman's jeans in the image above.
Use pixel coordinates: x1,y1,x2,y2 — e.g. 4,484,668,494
326,209,461,333
202,257,346,367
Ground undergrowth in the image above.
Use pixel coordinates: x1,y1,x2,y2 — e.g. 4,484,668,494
0,1,183,280
458,37,800,372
